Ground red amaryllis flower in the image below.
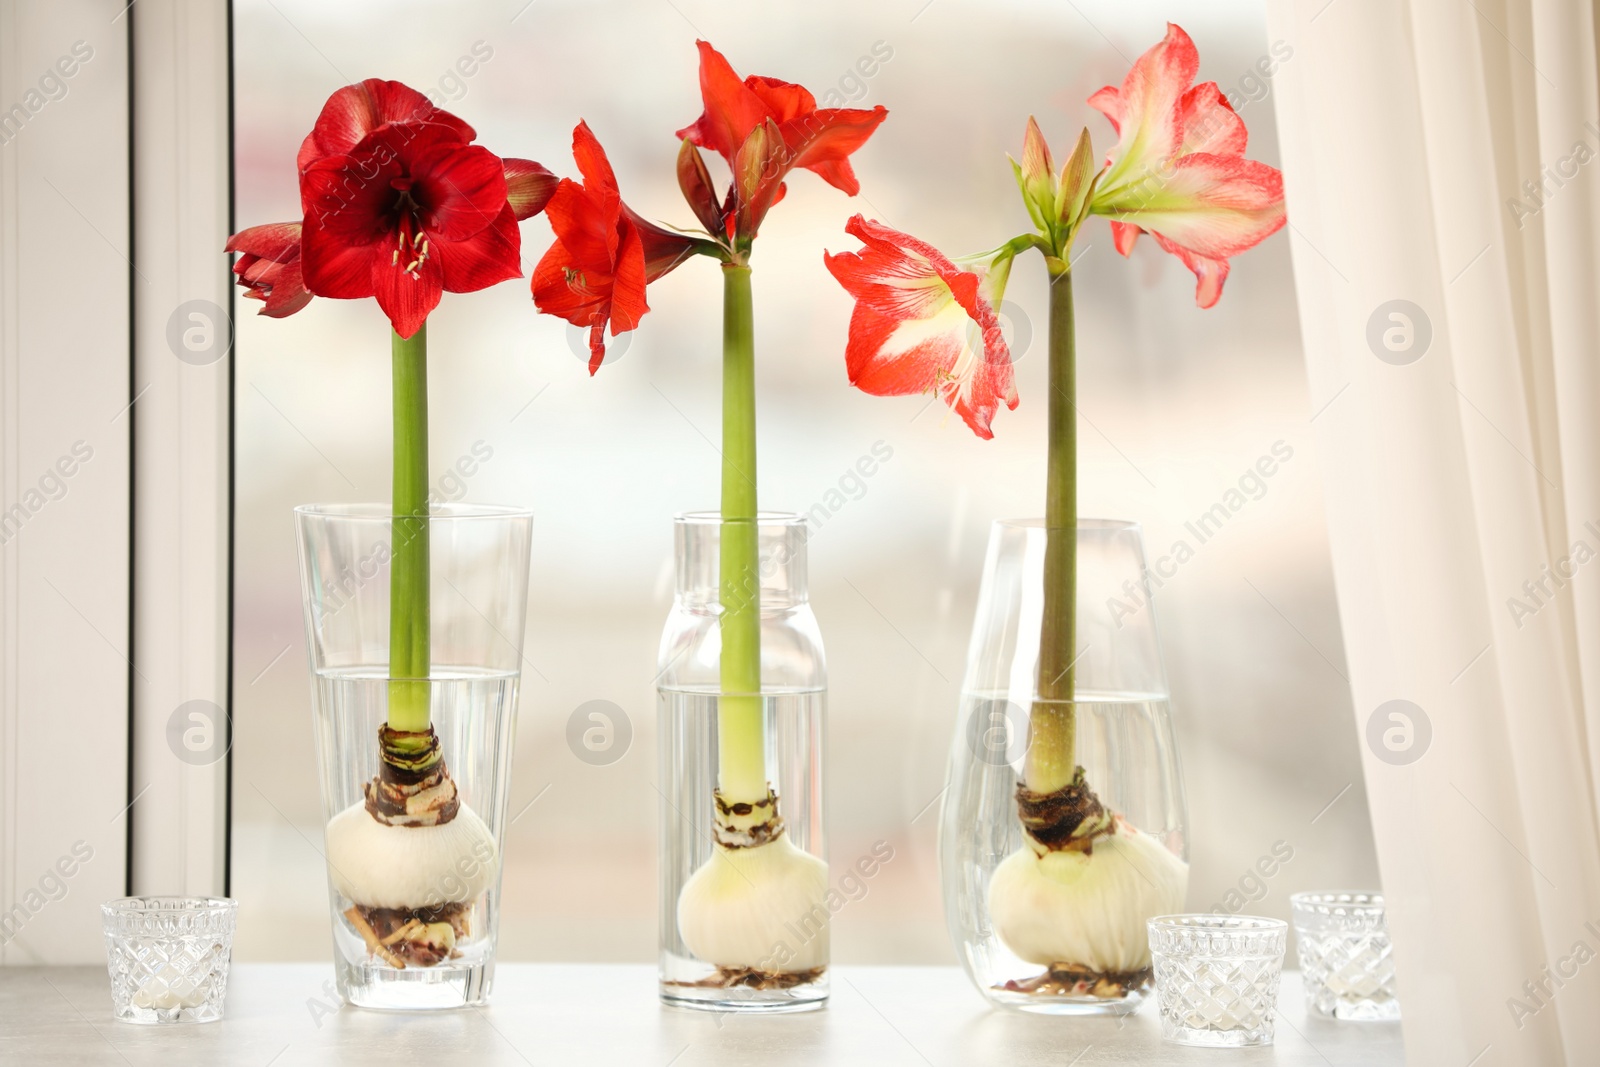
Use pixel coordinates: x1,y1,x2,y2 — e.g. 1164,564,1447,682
295,78,557,221
299,122,524,339
225,222,310,318
676,40,887,240
824,215,1016,439
1087,23,1285,307
532,122,704,373
226,79,556,335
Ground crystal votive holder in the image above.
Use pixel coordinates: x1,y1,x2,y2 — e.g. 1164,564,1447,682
1291,891,1400,1021
1148,915,1286,1047
102,897,238,1024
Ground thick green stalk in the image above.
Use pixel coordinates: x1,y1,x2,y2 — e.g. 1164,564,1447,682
389,323,431,733
718,265,766,803
1024,271,1077,793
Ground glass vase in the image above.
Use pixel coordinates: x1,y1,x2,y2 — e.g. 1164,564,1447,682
294,503,532,1010
656,512,828,1013
940,519,1188,1014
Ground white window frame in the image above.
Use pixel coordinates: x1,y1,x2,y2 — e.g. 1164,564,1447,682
128,0,232,905
0,0,233,965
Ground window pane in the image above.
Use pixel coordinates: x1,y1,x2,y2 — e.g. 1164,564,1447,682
230,0,1370,964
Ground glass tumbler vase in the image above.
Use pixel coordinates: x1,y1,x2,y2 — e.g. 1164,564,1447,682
1291,891,1400,1020
1149,914,1287,1047
657,512,828,1013
101,897,238,1024
295,503,532,1010
940,519,1189,1014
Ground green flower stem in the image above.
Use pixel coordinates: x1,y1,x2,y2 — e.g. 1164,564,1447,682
1024,270,1077,794
389,323,431,733
718,264,766,804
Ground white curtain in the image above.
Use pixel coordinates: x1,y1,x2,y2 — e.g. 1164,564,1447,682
1266,0,1600,1063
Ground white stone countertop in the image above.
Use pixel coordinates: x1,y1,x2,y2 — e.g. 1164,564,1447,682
0,964,1404,1066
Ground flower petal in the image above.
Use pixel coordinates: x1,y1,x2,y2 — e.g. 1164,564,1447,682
1096,153,1284,259
569,121,621,220
1178,82,1246,156
1087,85,1123,136
409,140,510,241
1111,220,1141,257
433,204,522,293
1095,23,1198,193
370,236,444,339
743,76,817,124
297,79,474,172
675,40,773,164
226,221,302,260
543,178,614,271
299,199,380,300
1154,236,1230,308
531,233,611,329
503,158,558,221
608,219,649,336
776,106,888,195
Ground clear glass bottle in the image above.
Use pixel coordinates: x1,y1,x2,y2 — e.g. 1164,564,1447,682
941,519,1188,1014
295,503,531,1010
657,512,828,1012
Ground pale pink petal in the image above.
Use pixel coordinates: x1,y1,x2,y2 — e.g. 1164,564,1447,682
1097,24,1199,188
1178,82,1246,156
1087,86,1123,137
1100,153,1284,260
1111,220,1141,257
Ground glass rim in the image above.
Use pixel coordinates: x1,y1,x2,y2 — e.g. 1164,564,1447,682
101,895,238,915
1289,890,1385,916
996,517,1142,533
675,509,807,527
1148,913,1287,933
293,502,534,521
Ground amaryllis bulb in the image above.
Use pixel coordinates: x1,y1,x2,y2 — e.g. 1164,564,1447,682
678,835,830,972
325,800,498,911
988,819,1188,973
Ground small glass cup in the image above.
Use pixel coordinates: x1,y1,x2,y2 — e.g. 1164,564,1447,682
1148,914,1286,1047
102,897,238,1024
1291,891,1400,1021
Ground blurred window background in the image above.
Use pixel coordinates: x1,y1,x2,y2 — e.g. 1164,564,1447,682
230,0,1375,963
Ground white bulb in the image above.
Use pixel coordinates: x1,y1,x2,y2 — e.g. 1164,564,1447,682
988,821,1188,973
678,834,830,972
324,800,498,911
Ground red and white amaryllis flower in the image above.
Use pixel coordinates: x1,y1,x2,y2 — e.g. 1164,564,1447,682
1087,23,1284,308
824,215,1016,439
228,79,555,337
531,122,704,373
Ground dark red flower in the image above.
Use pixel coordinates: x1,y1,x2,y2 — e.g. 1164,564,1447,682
532,122,704,373
676,40,887,240
225,222,311,318
227,79,553,334
299,122,522,339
